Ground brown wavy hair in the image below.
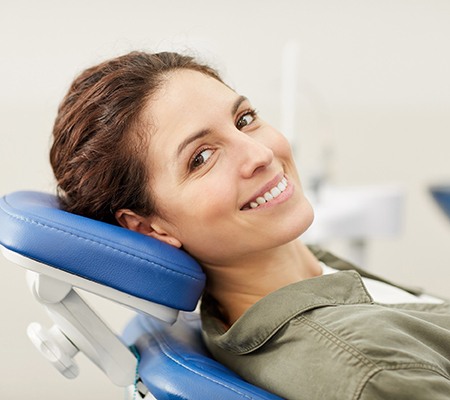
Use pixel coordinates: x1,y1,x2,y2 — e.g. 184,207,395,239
50,51,222,225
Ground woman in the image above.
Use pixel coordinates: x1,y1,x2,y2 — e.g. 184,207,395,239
50,51,450,399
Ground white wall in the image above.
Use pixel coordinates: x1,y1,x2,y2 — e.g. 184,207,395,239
1,1,450,398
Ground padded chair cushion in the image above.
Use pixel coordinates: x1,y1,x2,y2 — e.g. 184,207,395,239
0,191,205,311
123,313,283,400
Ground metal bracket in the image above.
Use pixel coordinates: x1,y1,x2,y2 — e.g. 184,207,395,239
26,271,138,387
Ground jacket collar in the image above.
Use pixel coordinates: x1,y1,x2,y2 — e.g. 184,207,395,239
202,270,373,354
201,245,425,355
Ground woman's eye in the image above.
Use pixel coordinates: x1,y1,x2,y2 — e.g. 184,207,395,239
236,110,257,130
190,148,214,170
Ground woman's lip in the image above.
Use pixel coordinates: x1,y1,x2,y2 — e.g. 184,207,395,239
241,177,294,211
240,173,286,210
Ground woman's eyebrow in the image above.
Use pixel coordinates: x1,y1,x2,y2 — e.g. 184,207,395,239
176,129,211,158
231,95,248,116
176,95,249,159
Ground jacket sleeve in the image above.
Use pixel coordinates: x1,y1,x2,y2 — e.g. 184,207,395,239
358,367,450,400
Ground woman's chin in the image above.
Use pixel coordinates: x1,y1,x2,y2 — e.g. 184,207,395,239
291,199,315,239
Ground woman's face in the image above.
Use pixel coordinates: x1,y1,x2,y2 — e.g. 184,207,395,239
142,70,314,266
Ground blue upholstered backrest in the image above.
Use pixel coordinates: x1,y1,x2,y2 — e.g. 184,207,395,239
0,191,205,311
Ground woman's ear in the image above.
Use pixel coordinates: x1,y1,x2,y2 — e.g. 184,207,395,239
115,209,149,234
115,209,182,248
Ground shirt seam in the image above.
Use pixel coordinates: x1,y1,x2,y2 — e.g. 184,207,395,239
298,315,380,371
353,362,450,400
300,317,450,400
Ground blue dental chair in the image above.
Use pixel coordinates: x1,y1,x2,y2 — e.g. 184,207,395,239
0,191,282,400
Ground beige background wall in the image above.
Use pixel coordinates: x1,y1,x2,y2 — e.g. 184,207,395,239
1,1,450,398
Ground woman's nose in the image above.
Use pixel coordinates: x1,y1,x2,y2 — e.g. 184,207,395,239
235,132,274,178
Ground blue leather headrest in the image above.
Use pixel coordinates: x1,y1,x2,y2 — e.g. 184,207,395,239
0,191,205,311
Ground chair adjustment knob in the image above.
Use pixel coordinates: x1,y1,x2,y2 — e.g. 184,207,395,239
27,322,80,379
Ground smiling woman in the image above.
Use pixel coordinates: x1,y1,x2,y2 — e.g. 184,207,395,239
50,51,450,400
118,68,315,271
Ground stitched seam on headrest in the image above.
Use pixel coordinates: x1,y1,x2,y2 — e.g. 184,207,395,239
2,209,203,282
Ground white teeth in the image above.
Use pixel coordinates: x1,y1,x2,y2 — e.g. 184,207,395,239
256,196,266,205
271,187,281,198
264,192,274,201
244,176,288,210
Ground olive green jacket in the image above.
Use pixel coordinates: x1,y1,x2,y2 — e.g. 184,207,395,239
201,247,450,399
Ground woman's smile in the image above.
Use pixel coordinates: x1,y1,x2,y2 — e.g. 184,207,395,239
240,174,293,211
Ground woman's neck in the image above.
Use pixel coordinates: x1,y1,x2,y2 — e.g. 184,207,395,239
202,240,322,326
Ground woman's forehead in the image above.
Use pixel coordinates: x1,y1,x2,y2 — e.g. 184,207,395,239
157,69,235,111
145,70,239,142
